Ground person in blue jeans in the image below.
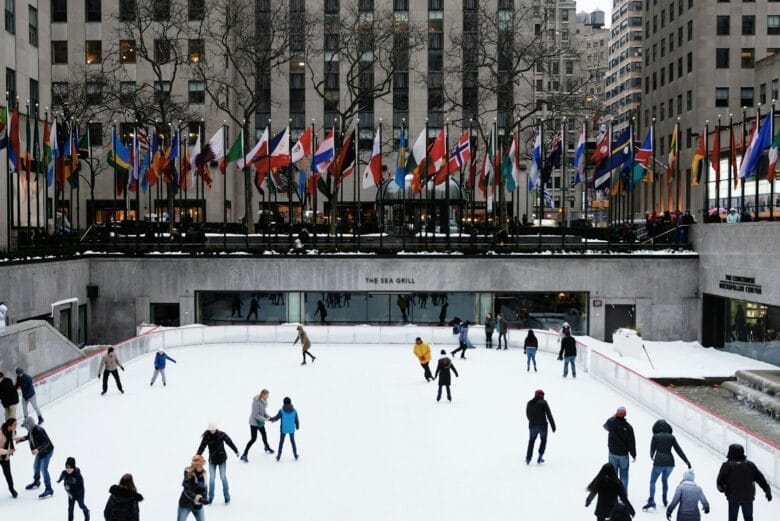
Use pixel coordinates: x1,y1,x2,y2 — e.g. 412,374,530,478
496,313,508,350
525,389,556,464
642,419,691,511
523,330,539,372
196,422,239,504
558,330,577,378
178,455,208,521
57,457,90,521
18,416,55,498
716,443,772,521
603,407,636,493
269,397,299,461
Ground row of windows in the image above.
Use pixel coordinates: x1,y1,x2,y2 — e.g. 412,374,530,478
4,67,39,105
52,79,206,106
52,39,205,65
50,0,206,23
714,86,759,108
644,52,692,94
715,15,780,36
4,2,37,47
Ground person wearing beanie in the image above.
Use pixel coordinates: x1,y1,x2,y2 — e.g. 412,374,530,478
14,368,44,424
484,313,495,348
196,422,239,504
525,389,556,464
150,350,177,386
586,462,635,521
240,389,275,462
716,443,772,521
557,330,577,378
666,469,709,521
643,419,692,511
496,312,509,349
413,337,433,382
293,325,317,365
0,371,20,421
178,455,208,520
269,397,300,461
57,456,90,521
603,407,636,493
103,473,143,521
17,415,55,498
98,347,125,395
434,350,459,402
451,321,472,359
0,417,18,498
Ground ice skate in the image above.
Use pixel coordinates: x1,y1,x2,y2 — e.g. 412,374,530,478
38,488,54,499
25,481,40,490
642,499,656,511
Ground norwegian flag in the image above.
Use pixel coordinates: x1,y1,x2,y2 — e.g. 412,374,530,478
448,129,471,173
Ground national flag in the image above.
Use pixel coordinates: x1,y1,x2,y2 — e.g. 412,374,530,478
667,125,678,183
0,107,6,150
220,131,243,174
254,127,291,177
314,130,335,173
329,130,355,186
529,127,542,191
478,128,495,197
593,129,631,188
730,126,738,189
573,125,586,186
395,127,407,190
32,111,41,177
145,132,161,187
426,127,447,178
405,127,427,177
630,128,653,189
767,130,780,182
8,105,20,172
65,126,80,189
238,128,268,169
160,130,179,186
22,107,32,180
690,131,706,186
590,131,609,165
195,127,224,189
711,126,720,184
500,131,520,193
291,126,312,164
107,127,130,194
739,113,772,180
541,130,562,185
446,129,471,176
180,144,191,192
362,127,382,189
189,128,201,182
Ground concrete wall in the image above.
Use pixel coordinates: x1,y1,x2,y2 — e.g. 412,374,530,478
0,321,86,378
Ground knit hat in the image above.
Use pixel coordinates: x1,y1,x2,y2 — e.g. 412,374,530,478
22,416,36,430
15,367,23,375
191,454,206,466
615,406,627,418
207,421,218,431
283,397,292,405
415,337,422,342
683,469,695,481
65,457,76,469
534,389,545,398
440,349,447,355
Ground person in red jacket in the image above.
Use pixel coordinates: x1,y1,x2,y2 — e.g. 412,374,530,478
716,443,772,521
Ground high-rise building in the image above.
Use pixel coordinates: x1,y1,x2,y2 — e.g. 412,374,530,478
576,9,609,128
606,0,643,133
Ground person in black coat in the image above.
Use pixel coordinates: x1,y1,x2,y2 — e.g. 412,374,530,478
716,443,772,521
586,462,635,521
558,330,577,378
178,455,208,520
604,406,637,492
433,350,459,402
523,330,539,372
196,422,239,504
103,473,143,521
57,457,90,521
18,415,54,497
525,389,556,464
643,419,691,510
0,371,20,420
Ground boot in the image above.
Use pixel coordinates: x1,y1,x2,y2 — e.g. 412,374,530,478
37,415,44,424
662,493,668,507
38,488,54,499
25,481,40,490
264,447,274,454
239,454,248,462
642,499,656,511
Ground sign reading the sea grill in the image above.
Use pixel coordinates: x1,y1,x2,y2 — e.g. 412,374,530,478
719,274,762,295
364,277,417,285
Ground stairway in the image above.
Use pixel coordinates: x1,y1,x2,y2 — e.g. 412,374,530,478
721,370,780,419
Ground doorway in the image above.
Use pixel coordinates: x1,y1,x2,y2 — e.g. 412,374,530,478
604,304,635,342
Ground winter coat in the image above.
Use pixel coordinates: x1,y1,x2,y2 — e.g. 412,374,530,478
58,468,85,499
197,430,239,465
458,323,470,344
496,317,507,334
0,424,14,461
103,484,143,521
295,329,311,350
413,341,432,364
99,352,124,373
526,397,556,430
558,336,577,358
19,417,54,456
650,419,690,468
249,398,270,427
15,372,35,399
484,318,495,334
178,469,207,510
270,403,299,434
603,416,636,458
608,502,634,521
667,479,709,521
716,445,771,502
434,356,458,385
0,376,19,406
523,335,538,349
153,352,176,369
586,476,634,518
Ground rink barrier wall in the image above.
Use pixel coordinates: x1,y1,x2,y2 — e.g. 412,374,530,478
587,349,780,490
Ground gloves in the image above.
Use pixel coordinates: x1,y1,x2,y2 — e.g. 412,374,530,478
666,513,672,521
557,355,563,361
551,426,556,433
523,348,527,354
121,366,125,371
687,463,692,469
703,506,710,514
585,500,591,508
766,492,772,502
98,373,102,379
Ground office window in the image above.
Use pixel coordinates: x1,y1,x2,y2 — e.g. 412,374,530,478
687,20,693,41
739,87,753,107
768,15,780,35
120,40,136,63
188,80,205,104
88,122,104,147
52,41,68,64
5,68,15,101
119,81,135,104
741,48,754,68
51,0,67,22
716,48,729,68
772,79,779,101
154,39,171,63
52,82,68,105
154,80,171,102
677,26,682,46
86,40,102,64
669,63,674,81
686,90,692,111
5,0,14,34
687,52,692,73
28,6,37,46
716,16,730,35
759,83,767,104
677,94,682,114
189,0,205,20
119,0,136,21
153,0,170,21
86,0,101,22
741,15,755,35
86,81,102,105
189,39,205,62
29,78,38,104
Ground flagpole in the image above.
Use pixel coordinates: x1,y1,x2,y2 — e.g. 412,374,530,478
287,123,293,250
76,123,81,235
401,118,407,251
538,123,545,250
561,120,567,248
703,121,709,217
754,105,761,220
445,119,450,247
311,119,318,248
24,102,30,240
727,114,733,212
354,119,360,249
583,122,588,242
222,121,228,251
241,122,248,249
135,124,141,251
770,102,776,222
34,104,41,235
714,117,721,217
606,121,612,229
377,119,383,250
740,107,747,214
4,97,10,252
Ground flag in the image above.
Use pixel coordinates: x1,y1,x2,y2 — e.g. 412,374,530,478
145,132,161,187
189,128,201,182
329,130,355,186
254,127,291,177
768,130,780,182
730,126,738,189
291,126,312,164
220,131,243,174
314,130,335,173
446,129,471,173
362,127,382,189
32,111,41,177
426,127,447,177
691,131,706,186
711,126,720,184
573,125,586,186
196,127,224,170
739,113,772,180
500,131,519,193
529,128,542,190
667,125,678,183
238,128,268,169
594,129,631,188
395,127,407,190
478,128,495,197
405,127,427,177
161,130,179,186
180,144,190,192
590,131,609,165
22,107,32,180
0,107,6,150
541,130,562,185
8,105,20,172
107,127,130,195
630,128,653,189
65,126,80,189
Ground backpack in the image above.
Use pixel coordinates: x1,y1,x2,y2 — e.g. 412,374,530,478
452,324,460,335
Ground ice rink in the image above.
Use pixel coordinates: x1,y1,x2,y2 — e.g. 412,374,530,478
3,340,778,520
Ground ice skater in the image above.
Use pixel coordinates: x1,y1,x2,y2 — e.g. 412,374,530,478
230,294,242,318
293,325,317,365
269,397,299,461
15,368,44,423
451,321,472,359
716,443,772,521
666,469,709,521
484,313,495,348
525,389,556,464
150,350,177,386
585,462,635,521
604,406,636,493
434,350,459,402
240,389,274,462
0,417,17,498
98,347,125,395
643,419,691,511
413,337,433,382
0,371,19,420
57,456,90,521
496,312,508,349
103,473,143,521
18,416,54,498
178,455,208,520
523,330,539,372
196,422,239,504
314,300,328,323
247,296,260,321
558,329,577,378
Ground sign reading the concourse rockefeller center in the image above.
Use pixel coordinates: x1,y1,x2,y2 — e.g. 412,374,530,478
719,274,762,295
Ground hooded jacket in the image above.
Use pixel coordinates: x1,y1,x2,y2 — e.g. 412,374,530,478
667,477,709,521
197,430,239,465
153,352,176,370
716,444,771,502
650,419,690,468
270,403,300,434
413,341,432,364
603,416,636,458
0,376,19,406
526,396,556,430
58,467,85,499
103,484,143,521
434,356,459,385
19,416,53,456
15,371,35,399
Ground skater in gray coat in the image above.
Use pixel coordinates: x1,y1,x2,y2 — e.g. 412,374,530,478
240,389,274,461
666,469,709,521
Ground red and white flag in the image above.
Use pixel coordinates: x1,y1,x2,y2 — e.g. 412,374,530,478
362,127,382,189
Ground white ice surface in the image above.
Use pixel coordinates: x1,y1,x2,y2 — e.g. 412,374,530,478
3,342,778,520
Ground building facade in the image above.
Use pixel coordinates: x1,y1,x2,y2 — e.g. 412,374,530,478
606,0,643,133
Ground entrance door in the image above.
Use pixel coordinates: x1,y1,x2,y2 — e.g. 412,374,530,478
701,294,725,348
58,308,71,340
604,304,635,342
150,303,180,327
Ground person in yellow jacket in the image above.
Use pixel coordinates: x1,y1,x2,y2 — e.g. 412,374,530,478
413,337,433,382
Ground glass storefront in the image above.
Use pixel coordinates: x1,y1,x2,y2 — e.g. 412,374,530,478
723,298,779,365
494,292,589,335
198,291,288,324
